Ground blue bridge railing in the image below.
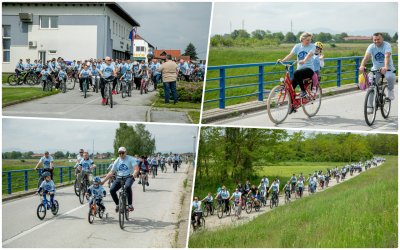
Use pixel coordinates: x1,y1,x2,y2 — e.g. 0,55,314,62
205,55,398,109
2,164,109,195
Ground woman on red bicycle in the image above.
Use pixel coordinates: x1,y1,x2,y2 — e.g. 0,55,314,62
278,32,316,98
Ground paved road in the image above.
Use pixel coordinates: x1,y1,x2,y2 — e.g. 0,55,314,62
213,86,398,132
3,163,191,248
197,162,382,232
3,86,190,123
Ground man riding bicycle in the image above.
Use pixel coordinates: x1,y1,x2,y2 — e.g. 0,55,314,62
138,156,150,186
191,196,203,227
359,32,396,104
268,179,280,201
34,151,54,180
99,56,118,104
101,147,139,212
77,152,96,185
230,188,242,209
290,174,297,193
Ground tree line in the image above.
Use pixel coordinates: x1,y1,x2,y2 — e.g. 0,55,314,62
197,127,397,183
2,151,114,159
113,123,156,157
210,29,398,47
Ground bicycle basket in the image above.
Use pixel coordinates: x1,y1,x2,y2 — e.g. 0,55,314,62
358,72,370,90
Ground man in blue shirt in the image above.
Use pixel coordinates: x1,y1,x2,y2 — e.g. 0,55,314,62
34,151,54,179
99,56,118,105
101,147,139,212
360,32,396,102
15,59,24,76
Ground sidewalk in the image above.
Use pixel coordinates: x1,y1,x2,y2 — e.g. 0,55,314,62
202,84,359,124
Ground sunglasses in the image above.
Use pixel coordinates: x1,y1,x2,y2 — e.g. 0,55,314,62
118,152,125,155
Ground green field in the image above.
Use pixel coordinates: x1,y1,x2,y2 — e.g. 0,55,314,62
189,156,398,248
204,43,398,110
193,161,348,201
2,159,111,194
2,87,59,107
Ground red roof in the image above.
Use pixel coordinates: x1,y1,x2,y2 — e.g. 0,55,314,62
154,50,190,61
343,36,371,41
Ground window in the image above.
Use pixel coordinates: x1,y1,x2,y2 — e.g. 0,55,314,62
136,46,145,52
3,25,11,62
40,16,58,29
113,20,115,34
49,50,57,54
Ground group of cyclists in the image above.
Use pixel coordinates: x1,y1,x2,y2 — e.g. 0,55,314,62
191,157,384,228
12,56,205,103
34,147,183,223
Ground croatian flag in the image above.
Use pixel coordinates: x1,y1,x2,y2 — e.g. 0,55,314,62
128,27,137,42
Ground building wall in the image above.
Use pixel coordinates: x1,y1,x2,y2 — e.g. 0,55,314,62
2,3,135,72
106,7,132,55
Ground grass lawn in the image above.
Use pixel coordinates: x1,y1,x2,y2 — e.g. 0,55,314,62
188,111,200,124
153,98,201,110
2,87,59,107
189,155,397,248
204,43,398,110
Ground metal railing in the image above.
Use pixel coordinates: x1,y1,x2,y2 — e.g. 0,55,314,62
205,55,398,109
2,164,109,195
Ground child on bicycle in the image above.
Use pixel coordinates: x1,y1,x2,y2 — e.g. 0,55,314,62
40,65,50,91
36,171,56,209
137,156,149,186
79,64,92,92
57,68,67,89
283,180,291,200
201,192,214,213
86,176,106,212
91,64,100,90
230,188,242,208
312,41,324,93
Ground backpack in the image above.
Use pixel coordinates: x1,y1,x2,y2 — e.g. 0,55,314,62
358,72,370,90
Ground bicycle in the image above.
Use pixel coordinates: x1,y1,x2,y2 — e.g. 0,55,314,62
120,79,131,98
66,69,77,90
173,161,178,173
151,165,157,178
284,190,291,204
267,61,322,124
81,78,89,98
270,191,279,209
245,196,260,214
231,200,242,221
8,70,38,86
36,191,59,220
92,76,100,93
140,78,149,95
103,77,114,108
78,172,91,204
59,78,67,93
88,198,108,224
364,69,391,126
191,212,205,231
118,176,131,229
202,202,214,217
216,199,231,219
139,171,148,192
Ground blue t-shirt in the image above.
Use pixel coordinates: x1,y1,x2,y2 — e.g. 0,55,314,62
91,68,99,76
313,54,321,72
366,41,395,71
39,180,55,192
220,190,230,199
112,155,138,177
58,70,66,80
100,63,115,78
40,70,49,81
88,185,106,199
290,43,316,70
123,72,132,81
39,156,54,169
79,158,94,172
80,69,91,78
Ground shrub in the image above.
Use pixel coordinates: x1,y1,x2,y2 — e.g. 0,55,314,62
158,82,203,103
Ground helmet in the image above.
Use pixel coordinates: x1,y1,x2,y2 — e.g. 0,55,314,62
42,171,51,177
93,176,101,183
315,41,324,49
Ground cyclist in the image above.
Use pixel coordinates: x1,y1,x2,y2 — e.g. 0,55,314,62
283,180,291,200
230,188,242,209
120,68,133,92
309,177,316,194
191,196,203,227
99,56,118,104
79,64,92,92
39,65,50,91
77,151,96,185
101,147,139,212
296,179,304,197
290,174,297,193
201,192,214,213
324,171,330,187
268,179,280,201
57,68,67,90
258,181,267,205
86,176,106,212
36,171,56,210
150,155,158,176
137,155,150,186
248,184,260,207
15,59,24,76
91,64,100,91
278,32,317,98
312,41,325,91
359,32,396,102
34,151,54,180
218,186,230,213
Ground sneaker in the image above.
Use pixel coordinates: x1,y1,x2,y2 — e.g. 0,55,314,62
300,91,307,98
288,107,296,114
388,90,395,100
101,98,106,105
138,181,142,185
146,182,149,186
128,205,134,212
115,205,119,213
112,90,117,95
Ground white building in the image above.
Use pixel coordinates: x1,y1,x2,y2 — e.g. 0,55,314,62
133,34,155,62
2,2,140,72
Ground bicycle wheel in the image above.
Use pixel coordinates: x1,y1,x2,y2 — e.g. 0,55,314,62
142,177,146,192
51,200,59,215
245,202,252,214
83,80,87,98
74,179,79,196
121,83,126,98
200,217,205,229
267,85,291,124
79,184,85,204
119,195,125,229
128,82,132,97
147,80,155,92
203,204,209,217
26,73,37,85
275,197,279,207
95,79,99,93
381,85,391,119
61,81,67,93
7,74,19,86
88,207,95,224
254,202,260,212
364,87,377,126
302,84,322,117
36,203,46,220
217,204,224,219
66,78,75,90
108,84,113,108
125,202,129,221
270,198,274,209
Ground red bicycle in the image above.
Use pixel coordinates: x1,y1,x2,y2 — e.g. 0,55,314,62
267,61,322,124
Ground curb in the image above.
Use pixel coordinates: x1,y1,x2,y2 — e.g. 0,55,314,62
202,85,360,124
2,91,60,108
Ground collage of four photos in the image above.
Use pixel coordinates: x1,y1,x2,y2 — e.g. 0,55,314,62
1,1,398,248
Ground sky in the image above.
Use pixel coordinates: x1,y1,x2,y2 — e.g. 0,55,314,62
2,119,198,154
119,2,211,60
212,2,398,36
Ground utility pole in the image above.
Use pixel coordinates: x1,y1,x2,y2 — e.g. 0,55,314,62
242,19,244,30
230,21,232,33
92,139,94,159
291,19,293,33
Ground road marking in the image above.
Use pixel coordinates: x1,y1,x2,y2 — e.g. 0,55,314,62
3,204,86,246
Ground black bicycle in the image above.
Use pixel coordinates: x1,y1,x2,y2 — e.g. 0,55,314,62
217,199,231,219
103,77,114,108
202,202,214,217
191,212,205,231
364,69,392,126
270,191,279,209
118,176,131,229
78,172,91,204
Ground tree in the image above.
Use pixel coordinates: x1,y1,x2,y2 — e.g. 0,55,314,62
231,29,250,40
380,32,392,42
284,32,297,43
272,32,284,41
251,29,266,40
54,151,65,159
182,42,198,60
113,123,156,157
392,32,398,42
